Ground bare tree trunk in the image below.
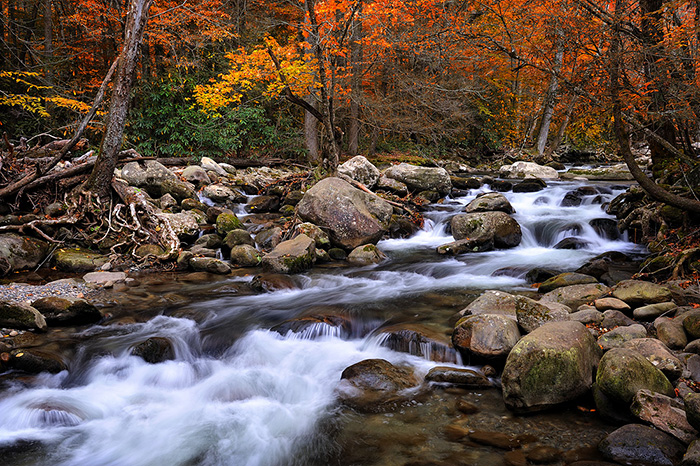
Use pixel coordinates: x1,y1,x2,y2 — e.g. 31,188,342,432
84,0,153,199
304,104,320,163
536,23,564,156
348,2,362,157
545,95,577,158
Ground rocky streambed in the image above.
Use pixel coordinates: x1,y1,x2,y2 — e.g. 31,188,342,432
0,157,699,465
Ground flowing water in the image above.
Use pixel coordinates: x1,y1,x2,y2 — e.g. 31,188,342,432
0,180,647,466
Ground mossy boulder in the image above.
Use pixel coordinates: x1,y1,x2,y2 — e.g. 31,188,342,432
188,257,231,274
595,348,674,420
501,321,601,413
460,290,518,319
451,212,522,249
538,272,598,294
261,234,316,274
539,283,610,310
347,244,387,266
215,212,244,236
0,301,47,330
229,245,262,267
514,295,569,333
223,229,255,249
293,222,331,250
611,280,673,307
54,247,108,273
0,234,49,277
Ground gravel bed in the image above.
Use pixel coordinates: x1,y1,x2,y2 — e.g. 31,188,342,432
0,279,99,305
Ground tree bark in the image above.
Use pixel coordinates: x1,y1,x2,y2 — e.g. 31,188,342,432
347,2,363,157
610,0,700,214
536,23,564,156
84,0,153,199
304,104,320,163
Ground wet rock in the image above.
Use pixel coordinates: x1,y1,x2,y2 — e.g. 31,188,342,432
328,248,347,260
425,366,492,387
594,297,630,313
337,156,381,188
134,244,166,258
683,439,700,466
337,358,419,413
0,234,49,276
245,195,280,213
182,165,210,186
464,192,514,214
157,211,200,240
375,175,408,195
54,247,108,273
631,389,697,444
460,290,518,319
181,197,208,211
512,178,547,193
469,431,521,450
347,244,387,266
539,283,609,310
455,399,480,414
502,321,601,413
293,222,331,250
514,295,569,333
229,245,261,267
452,314,521,362
0,301,47,330
450,176,481,190
553,237,590,250
131,337,175,364
377,324,459,363
599,424,684,466
598,324,646,350
634,302,677,320
261,234,316,274
684,310,700,339
595,348,674,419
190,245,217,258
31,297,101,326
526,445,563,463
7,348,66,373
195,233,222,250
255,227,283,250
383,163,451,195
451,212,521,248
490,179,513,191
589,218,621,240
387,215,420,239
436,236,494,255
526,267,559,284
685,393,700,432
622,338,683,380
612,280,673,307
272,314,352,338
221,229,255,250
250,273,297,292
297,177,393,250
499,161,559,180
538,272,598,294
655,316,688,349
202,184,237,203
189,257,231,274
215,212,244,236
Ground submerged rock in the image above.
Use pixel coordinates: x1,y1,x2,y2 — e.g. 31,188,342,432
131,337,175,364
599,424,684,466
501,321,600,413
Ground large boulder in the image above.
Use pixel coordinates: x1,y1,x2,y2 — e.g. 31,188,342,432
383,163,451,195
538,272,599,294
460,290,517,319
513,295,569,333
539,283,610,310
296,177,393,249
451,212,521,248
0,234,49,276
0,301,47,331
595,348,674,419
611,280,673,307
499,161,559,180
599,424,685,466
464,192,514,214
337,156,381,188
54,247,108,273
31,297,102,326
501,321,601,413
452,314,521,362
261,234,316,274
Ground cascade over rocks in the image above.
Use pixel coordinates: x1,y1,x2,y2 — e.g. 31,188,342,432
501,321,601,413
383,163,451,195
296,177,393,250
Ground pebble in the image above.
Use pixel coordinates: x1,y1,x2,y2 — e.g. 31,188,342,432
0,279,98,305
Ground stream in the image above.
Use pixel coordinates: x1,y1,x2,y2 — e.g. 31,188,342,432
0,179,647,466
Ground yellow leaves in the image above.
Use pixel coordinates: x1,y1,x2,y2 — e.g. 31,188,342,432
0,95,50,117
193,36,317,114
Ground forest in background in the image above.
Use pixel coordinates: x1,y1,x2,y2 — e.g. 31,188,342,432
1,0,700,177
